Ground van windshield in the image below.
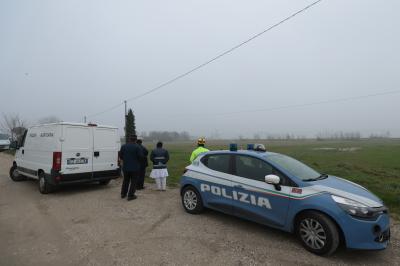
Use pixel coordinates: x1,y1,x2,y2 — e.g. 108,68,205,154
0,134,9,140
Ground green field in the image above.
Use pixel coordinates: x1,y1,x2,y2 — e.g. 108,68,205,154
144,139,400,218
4,140,399,217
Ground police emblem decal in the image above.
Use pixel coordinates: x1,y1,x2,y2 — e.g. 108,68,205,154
291,188,302,194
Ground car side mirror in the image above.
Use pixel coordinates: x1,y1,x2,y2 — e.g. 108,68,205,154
265,174,281,191
10,141,19,150
265,174,280,184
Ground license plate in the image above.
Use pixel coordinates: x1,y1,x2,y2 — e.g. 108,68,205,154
67,158,88,165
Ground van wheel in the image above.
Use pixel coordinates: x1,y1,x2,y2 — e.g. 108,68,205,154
9,165,26,182
181,186,204,214
99,179,111,185
295,211,340,256
38,172,53,194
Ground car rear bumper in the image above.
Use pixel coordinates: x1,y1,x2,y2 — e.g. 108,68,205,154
47,169,121,185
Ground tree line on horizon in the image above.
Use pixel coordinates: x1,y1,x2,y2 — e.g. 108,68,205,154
1,112,395,143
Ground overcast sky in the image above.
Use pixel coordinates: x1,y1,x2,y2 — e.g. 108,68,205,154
1,0,399,138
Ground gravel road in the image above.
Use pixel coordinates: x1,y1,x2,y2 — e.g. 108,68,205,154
0,152,399,266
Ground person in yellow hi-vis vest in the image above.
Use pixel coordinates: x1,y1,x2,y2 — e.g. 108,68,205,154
190,137,209,163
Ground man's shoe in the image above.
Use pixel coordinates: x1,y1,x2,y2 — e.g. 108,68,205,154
127,195,137,201
121,194,126,199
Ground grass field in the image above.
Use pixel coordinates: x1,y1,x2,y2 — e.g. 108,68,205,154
3,140,399,217
144,139,400,218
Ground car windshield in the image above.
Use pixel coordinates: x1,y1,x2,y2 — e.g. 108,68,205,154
0,133,9,140
267,154,320,181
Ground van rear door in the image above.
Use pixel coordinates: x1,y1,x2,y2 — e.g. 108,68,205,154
92,127,119,176
61,126,93,177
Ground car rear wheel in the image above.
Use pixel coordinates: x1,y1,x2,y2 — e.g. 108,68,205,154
38,172,54,194
296,211,340,256
181,186,204,214
9,165,26,181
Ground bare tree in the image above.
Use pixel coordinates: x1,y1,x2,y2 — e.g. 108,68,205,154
1,113,27,141
38,116,61,124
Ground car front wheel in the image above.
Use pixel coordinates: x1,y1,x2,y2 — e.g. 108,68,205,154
296,211,340,256
181,186,204,214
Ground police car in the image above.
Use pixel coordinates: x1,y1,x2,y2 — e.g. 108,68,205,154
180,144,390,256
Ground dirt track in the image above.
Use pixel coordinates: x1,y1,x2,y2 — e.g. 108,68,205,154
0,152,399,266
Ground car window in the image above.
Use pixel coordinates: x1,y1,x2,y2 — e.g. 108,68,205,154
202,154,231,174
235,155,273,182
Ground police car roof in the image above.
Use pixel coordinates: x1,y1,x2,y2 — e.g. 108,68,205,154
204,149,278,159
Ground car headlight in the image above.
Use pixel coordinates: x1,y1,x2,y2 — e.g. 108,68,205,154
331,195,387,220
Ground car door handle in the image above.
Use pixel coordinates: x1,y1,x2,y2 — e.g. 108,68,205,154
22,149,24,155
234,185,243,189
94,151,100,157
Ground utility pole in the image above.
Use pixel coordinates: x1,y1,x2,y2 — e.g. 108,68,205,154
124,100,127,143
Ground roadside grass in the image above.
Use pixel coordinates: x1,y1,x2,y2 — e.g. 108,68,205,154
144,139,400,218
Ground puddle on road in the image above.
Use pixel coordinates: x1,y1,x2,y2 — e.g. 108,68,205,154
313,147,361,152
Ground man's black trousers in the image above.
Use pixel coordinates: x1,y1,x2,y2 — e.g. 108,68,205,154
137,168,146,189
121,171,138,198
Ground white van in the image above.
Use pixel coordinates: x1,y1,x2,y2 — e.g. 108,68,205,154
9,122,121,193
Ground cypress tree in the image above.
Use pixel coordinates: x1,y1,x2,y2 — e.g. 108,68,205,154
125,108,136,142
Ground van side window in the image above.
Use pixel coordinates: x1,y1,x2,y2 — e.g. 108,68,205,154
19,130,27,147
202,154,231,174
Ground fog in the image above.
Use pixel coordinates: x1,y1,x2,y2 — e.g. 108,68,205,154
1,0,399,138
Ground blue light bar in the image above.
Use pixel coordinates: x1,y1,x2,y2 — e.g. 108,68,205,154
229,143,238,151
247,144,254,150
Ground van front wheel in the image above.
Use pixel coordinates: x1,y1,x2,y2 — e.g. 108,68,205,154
9,165,26,182
38,172,54,194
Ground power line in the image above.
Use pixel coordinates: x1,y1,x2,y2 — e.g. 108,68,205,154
126,0,323,102
86,0,324,118
165,89,400,119
215,89,400,116
87,102,124,119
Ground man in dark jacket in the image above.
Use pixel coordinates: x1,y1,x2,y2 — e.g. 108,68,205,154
136,138,148,190
119,135,143,200
149,142,170,191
